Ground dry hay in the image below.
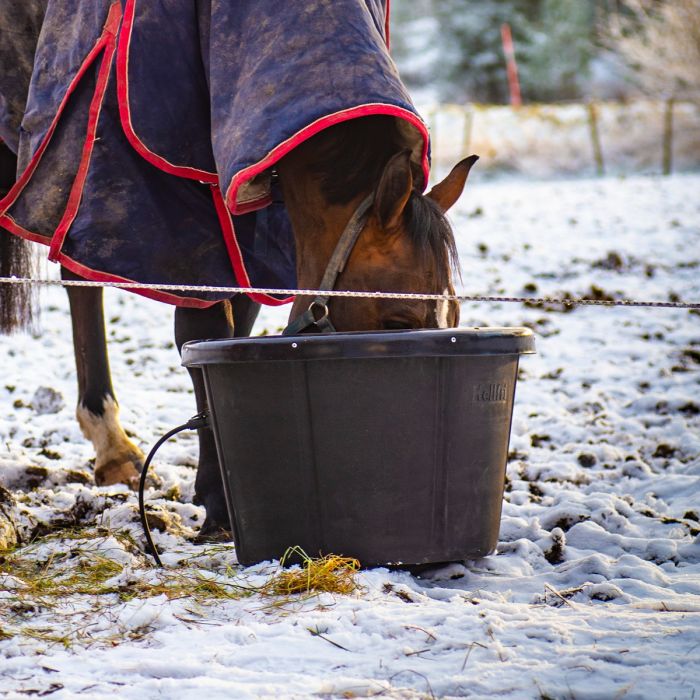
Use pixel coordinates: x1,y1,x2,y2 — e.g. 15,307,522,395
262,546,361,597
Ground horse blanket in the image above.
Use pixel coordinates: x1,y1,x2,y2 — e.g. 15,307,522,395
0,0,429,306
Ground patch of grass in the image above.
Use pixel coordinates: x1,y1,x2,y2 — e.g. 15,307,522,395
118,570,255,604
20,628,72,649
163,485,182,502
262,547,360,597
1,527,253,605
0,545,124,599
0,527,256,649
0,531,361,650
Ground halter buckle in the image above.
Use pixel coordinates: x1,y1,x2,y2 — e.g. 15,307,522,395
308,300,330,323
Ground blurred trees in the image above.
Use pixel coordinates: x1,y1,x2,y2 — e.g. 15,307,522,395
522,0,598,101
603,0,700,99
391,0,603,102
391,0,683,103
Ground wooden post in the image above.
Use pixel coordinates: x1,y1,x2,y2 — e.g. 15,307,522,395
501,23,522,107
587,102,605,176
462,107,474,159
663,98,674,176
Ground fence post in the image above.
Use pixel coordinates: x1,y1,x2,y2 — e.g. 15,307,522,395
663,98,674,176
587,102,605,176
462,106,474,158
501,23,522,107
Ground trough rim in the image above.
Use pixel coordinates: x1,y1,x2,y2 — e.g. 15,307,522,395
182,327,536,365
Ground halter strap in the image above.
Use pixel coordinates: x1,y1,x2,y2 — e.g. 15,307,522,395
282,194,374,335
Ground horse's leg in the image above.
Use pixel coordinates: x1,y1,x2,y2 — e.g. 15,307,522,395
174,295,260,539
230,294,262,338
61,267,144,487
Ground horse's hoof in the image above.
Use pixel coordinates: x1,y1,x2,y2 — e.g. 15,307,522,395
193,519,233,544
94,454,144,489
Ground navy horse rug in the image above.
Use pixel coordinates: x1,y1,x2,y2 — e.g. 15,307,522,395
0,0,429,307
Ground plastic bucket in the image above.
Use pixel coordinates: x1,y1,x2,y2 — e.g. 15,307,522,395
182,327,535,566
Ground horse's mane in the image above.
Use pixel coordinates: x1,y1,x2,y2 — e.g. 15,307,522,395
308,116,459,288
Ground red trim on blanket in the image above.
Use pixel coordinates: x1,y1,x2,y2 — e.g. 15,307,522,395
116,0,218,183
116,0,293,306
0,3,122,221
0,213,50,246
225,104,430,214
55,254,219,308
2,211,228,309
115,0,425,303
211,185,292,307
0,2,222,310
48,15,119,261
1,1,425,310
231,194,273,216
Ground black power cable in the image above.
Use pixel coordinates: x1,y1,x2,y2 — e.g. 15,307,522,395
138,412,209,567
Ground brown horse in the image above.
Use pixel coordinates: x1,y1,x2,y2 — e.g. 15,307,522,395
0,0,475,536
1,116,476,539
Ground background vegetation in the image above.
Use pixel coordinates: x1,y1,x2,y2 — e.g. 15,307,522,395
391,0,700,103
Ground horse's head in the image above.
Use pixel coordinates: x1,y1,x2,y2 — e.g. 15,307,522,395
278,116,476,334
322,152,477,332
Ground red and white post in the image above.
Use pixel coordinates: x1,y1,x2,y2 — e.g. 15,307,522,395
500,22,522,107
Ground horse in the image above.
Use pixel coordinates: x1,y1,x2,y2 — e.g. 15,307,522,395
0,1,476,540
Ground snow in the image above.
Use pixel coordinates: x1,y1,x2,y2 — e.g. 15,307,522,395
1,173,699,699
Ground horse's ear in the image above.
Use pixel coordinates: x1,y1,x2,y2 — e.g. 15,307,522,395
375,149,414,231
426,155,479,212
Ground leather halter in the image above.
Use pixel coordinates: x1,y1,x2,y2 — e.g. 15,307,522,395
282,194,374,335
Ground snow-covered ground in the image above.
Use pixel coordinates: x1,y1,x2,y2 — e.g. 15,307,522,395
1,173,699,699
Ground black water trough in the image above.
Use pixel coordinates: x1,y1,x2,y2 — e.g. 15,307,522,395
182,327,535,566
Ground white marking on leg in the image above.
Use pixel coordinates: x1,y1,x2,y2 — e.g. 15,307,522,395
76,396,127,455
76,396,143,484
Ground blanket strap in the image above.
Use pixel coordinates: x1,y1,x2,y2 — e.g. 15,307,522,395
282,194,374,336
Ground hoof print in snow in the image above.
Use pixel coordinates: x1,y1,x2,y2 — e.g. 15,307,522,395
592,250,625,271
530,434,551,448
30,387,65,415
577,452,597,468
543,528,566,565
25,465,49,489
682,348,700,364
679,402,699,416
652,443,676,459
